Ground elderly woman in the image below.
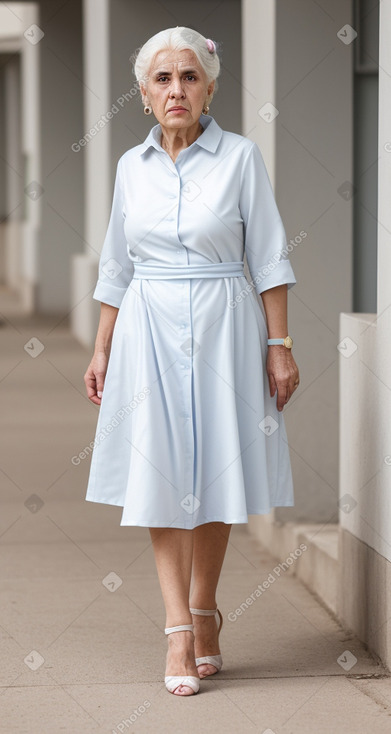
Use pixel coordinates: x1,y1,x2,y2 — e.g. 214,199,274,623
84,26,299,697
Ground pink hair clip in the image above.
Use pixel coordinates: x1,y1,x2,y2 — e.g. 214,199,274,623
205,38,216,54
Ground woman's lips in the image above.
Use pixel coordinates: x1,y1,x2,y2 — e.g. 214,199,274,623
168,107,187,112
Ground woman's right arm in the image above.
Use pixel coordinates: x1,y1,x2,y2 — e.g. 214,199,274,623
84,302,119,405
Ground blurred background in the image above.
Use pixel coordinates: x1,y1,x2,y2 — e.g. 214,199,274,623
2,1,391,730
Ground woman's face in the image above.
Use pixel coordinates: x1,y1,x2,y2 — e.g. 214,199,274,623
140,47,215,130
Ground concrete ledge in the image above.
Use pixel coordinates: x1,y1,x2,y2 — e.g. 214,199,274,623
248,516,339,615
338,526,391,673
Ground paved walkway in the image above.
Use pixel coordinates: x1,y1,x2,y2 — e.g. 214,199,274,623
1,296,391,733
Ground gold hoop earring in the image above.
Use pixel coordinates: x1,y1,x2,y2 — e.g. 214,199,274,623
144,105,152,115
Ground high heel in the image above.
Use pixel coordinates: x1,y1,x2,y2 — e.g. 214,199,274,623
164,623,200,695
189,607,223,676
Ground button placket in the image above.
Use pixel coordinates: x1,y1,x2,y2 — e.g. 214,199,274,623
166,168,184,258
177,161,192,428
167,158,194,472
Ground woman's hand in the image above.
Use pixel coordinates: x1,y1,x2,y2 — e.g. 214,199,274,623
84,350,109,405
84,303,119,405
266,346,299,411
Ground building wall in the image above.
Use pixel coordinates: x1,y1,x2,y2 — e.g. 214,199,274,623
338,0,391,668
37,0,84,313
0,62,7,283
0,65,6,222
0,2,41,305
244,0,353,524
276,0,354,522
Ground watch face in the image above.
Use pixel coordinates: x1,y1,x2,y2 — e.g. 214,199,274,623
284,336,293,348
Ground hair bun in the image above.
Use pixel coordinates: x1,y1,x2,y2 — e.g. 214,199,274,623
205,38,216,54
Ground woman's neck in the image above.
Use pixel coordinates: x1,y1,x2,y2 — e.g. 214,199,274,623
160,120,204,161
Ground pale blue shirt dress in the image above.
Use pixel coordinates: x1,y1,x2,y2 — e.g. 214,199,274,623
85,113,297,529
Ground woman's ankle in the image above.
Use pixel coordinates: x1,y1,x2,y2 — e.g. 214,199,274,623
189,600,217,611
165,615,193,629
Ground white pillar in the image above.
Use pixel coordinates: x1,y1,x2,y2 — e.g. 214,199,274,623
377,3,391,319
374,0,391,551
243,0,279,535
20,2,41,311
4,56,22,289
242,0,277,181
0,2,41,309
71,0,111,347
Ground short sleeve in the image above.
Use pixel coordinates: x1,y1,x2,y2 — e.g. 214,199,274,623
239,142,297,295
93,156,134,308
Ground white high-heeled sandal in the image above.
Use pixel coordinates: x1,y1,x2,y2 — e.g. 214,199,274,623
164,623,200,694
189,607,223,675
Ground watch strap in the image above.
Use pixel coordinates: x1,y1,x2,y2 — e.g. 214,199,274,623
267,336,293,348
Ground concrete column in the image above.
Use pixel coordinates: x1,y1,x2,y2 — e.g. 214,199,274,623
0,2,41,309
70,0,111,346
242,0,279,534
20,2,41,311
338,2,391,669
246,0,354,534
3,55,22,289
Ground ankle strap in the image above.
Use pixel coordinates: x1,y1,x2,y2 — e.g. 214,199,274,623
189,607,217,616
165,623,194,635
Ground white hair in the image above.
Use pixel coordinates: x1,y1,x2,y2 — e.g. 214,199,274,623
130,26,221,107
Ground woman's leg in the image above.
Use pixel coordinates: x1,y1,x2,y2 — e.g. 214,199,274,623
189,521,232,677
149,527,198,695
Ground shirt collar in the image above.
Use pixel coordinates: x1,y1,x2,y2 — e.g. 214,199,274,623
135,113,222,157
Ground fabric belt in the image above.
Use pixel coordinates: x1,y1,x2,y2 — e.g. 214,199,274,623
132,261,245,280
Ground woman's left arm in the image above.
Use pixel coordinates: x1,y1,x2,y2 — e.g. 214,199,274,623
261,284,299,412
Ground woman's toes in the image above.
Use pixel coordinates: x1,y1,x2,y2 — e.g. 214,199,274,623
173,684,196,695
197,663,218,678
165,630,199,693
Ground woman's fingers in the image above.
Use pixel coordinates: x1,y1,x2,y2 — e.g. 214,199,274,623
95,370,105,397
84,367,104,405
84,374,99,404
267,352,300,411
84,352,109,405
268,371,277,397
276,383,288,411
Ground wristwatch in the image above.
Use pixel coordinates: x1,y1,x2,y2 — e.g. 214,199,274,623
267,336,293,348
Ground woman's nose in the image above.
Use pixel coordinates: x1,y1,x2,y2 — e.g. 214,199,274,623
168,77,185,96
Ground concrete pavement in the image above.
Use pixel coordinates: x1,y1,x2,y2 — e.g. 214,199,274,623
1,294,390,733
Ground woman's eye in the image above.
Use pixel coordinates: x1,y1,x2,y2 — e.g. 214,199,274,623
157,75,196,82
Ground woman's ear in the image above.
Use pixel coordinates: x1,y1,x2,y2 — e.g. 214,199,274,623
208,79,215,97
139,81,147,104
